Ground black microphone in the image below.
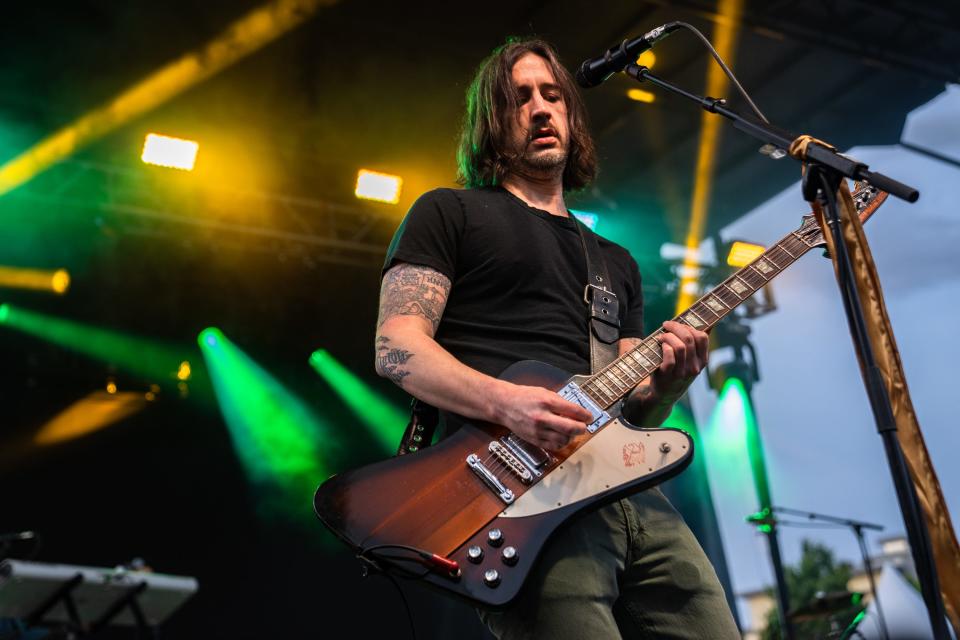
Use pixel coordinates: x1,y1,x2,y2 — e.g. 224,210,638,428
576,22,681,88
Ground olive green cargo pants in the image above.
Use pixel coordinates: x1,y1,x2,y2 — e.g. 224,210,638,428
479,489,740,639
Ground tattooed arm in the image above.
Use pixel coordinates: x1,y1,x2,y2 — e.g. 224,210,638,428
375,262,592,451
619,319,710,426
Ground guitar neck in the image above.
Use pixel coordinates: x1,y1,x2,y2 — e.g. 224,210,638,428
580,228,815,409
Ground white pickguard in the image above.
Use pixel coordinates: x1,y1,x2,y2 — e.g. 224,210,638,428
498,420,690,518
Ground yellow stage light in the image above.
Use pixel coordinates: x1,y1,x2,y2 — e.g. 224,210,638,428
636,50,656,68
0,0,326,196
177,361,192,381
0,266,71,295
106,380,118,394
34,390,146,446
142,134,199,170
355,169,402,204
675,0,744,314
626,88,656,104
727,241,766,267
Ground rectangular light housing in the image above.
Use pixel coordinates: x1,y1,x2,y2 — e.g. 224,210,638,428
355,169,402,204
141,133,199,170
727,241,766,267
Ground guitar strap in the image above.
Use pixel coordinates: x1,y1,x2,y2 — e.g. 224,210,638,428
572,216,621,374
396,212,621,456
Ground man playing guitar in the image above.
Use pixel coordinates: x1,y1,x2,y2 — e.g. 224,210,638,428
375,38,740,639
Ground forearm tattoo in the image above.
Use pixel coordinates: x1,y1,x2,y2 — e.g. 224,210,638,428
376,337,413,387
377,263,451,333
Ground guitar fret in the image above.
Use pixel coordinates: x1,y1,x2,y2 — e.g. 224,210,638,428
727,276,751,297
692,301,720,323
681,308,708,330
744,263,769,285
714,284,741,307
616,360,638,384
777,240,798,259
703,292,731,313
629,350,654,372
604,369,629,394
593,377,617,399
765,245,791,268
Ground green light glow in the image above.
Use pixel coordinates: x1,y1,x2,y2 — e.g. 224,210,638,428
200,328,330,518
308,349,406,454
0,303,194,385
662,402,696,433
710,376,773,512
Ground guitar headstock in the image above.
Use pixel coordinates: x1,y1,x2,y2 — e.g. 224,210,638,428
796,181,889,249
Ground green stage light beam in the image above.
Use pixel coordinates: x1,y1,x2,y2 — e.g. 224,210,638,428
308,349,406,455
704,376,758,505
200,328,330,516
0,302,198,387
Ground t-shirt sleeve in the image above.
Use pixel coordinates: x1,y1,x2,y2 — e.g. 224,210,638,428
382,188,465,281
619,253,645,339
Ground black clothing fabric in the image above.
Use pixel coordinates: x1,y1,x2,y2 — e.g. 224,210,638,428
382,186,644,378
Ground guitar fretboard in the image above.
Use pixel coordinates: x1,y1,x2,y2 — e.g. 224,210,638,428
579,230,813,409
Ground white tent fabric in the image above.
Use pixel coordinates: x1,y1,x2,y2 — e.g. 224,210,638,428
856,564,955,640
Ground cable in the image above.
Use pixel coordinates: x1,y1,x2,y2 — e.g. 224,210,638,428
381,572,417,640
673,21,770,124
357,545,422,640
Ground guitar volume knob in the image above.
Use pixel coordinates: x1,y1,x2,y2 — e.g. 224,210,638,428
467,545,483,563
487,528,503,547
501,546,518,566
483,569,501,588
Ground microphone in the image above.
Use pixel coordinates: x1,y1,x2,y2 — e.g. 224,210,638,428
576,22,681,88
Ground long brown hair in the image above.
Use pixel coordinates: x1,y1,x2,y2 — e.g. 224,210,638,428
456,38,597,192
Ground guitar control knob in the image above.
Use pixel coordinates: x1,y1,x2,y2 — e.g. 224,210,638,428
467,545,483,563
483,569,501,588
487,528,503,547
501,546,518,566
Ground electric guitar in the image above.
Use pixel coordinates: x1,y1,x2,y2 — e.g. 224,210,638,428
314,183,887,608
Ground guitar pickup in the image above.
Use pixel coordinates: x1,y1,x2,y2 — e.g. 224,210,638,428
557,382,611,433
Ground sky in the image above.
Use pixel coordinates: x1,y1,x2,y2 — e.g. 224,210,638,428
683,85,960,611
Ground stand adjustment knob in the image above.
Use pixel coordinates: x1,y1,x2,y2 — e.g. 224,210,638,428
483,569,501,588
487,528,503,547
501,546,518,566
467,545,483,563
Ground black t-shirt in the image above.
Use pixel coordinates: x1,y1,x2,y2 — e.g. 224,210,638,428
382,186,644,378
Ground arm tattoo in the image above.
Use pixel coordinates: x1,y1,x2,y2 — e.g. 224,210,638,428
376,336,414,387
377,263,451,334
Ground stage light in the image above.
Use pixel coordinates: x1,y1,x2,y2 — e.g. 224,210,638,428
355,169,402,204
570,210,599,230
636,50,656,68
177,361,192,381
0,303,193,386
308,349,407,454
675,0,744,314
199,328,331,516
626,89,656,104
34,390,147,446
106,380,118,394
0,266,71,295
726,241,766,267
0,0,324,196
141,134,199,171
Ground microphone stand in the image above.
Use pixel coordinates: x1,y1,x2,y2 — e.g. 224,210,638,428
773,507,888,640
621,63,951,639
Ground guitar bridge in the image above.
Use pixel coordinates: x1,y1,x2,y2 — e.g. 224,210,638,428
466,453,514,504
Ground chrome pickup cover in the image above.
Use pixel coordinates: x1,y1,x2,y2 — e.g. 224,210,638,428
557,381,611,433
